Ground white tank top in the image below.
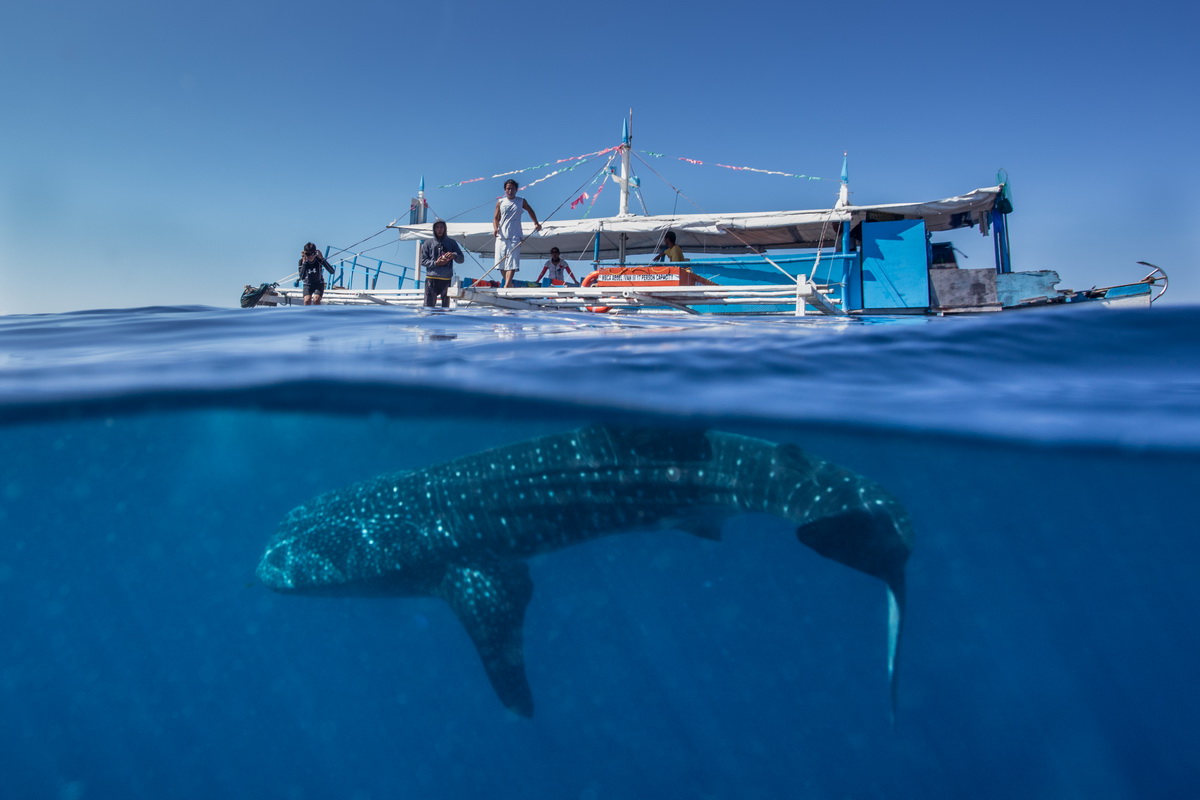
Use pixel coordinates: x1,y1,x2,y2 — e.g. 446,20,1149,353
496,195,524,241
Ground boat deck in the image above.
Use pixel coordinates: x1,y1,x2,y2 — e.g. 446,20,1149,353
258,279,844,315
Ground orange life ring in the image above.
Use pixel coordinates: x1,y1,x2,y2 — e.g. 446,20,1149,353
580,271,611,313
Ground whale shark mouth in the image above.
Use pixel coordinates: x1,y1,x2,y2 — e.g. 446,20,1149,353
256,541,291,589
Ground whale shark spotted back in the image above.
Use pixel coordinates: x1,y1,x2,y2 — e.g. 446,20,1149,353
257,425,913,717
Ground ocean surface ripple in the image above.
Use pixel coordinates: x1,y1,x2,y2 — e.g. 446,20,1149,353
2,304,1197,450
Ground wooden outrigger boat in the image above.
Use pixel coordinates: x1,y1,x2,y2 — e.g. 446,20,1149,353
242,119,1167,315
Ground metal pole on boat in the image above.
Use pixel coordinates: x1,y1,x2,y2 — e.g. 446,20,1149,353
839,153,852,253
618,114,632,217
837,153,858,310
991,173,1013,274
616,113,635,265
412,176,428,285
837,152,851,210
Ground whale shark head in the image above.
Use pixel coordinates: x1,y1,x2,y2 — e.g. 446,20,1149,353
256,486,405,594
256,500,343,593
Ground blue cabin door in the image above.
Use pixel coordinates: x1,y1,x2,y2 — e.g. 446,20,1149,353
860,220,929,309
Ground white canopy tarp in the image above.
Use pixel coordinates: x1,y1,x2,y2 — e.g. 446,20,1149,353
389,186,1000,261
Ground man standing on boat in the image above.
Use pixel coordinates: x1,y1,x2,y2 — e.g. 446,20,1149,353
493,178,541,288
299,242,335,305
535,247,577,285
420,220,465,309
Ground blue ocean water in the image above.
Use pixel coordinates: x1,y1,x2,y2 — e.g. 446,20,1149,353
2,304,1198,800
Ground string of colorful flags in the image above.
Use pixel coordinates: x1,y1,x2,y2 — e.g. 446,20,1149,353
432,145,834,225
519,150,613,192
563,152,619,217
436,146,621,189
575,171,610,218
437,145,833,190
639,151,834,181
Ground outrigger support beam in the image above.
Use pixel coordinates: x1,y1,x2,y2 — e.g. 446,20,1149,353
458,288,543,311
619,291,700,314
460,283,845,316
804,288,843,316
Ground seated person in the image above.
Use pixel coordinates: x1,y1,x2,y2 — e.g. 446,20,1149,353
535,248,578,285
652,230,687,262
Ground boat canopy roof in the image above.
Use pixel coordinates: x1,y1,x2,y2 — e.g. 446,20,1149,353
390,186,1001,260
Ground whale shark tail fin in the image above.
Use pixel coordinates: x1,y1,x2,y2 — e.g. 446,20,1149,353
795,509,911,720
886,571,905,724
437,558,535,718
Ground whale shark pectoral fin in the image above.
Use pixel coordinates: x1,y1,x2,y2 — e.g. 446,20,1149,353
437,558,535,718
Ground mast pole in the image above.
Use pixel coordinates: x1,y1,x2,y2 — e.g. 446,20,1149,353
837,152,850,209
618,113,632,215
618,112,632,263
413,176,427,286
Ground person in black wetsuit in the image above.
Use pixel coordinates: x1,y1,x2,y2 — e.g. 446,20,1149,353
298,242,335,305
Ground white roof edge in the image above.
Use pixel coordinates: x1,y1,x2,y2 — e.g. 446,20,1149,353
388,186,1001,260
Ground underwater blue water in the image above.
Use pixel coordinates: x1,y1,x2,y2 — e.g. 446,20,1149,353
2,304,1199,799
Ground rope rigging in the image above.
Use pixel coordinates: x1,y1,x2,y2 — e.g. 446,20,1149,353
628,150,843,281
304,141,843,291
470,153,619,285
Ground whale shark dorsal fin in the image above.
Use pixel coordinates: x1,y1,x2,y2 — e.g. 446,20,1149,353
437,558,535,718
589,424,714,462
775,443,819,480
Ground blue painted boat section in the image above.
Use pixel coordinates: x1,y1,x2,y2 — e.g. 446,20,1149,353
861,220,930,309
1103,283,1151,299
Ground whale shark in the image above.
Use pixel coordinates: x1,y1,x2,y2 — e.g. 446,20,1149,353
257,425,913,717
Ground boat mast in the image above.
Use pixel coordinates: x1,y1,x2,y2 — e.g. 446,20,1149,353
617,112,632,263
836,152,850,209
618,114,632,216
412,176,427,285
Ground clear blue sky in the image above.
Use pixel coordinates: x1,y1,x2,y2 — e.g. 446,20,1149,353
2,0,1197,313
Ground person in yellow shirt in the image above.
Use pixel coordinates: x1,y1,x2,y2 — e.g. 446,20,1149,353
652,230,686,263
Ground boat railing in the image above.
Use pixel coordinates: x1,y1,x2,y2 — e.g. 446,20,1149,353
322,249,416,291
593,252,857,306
